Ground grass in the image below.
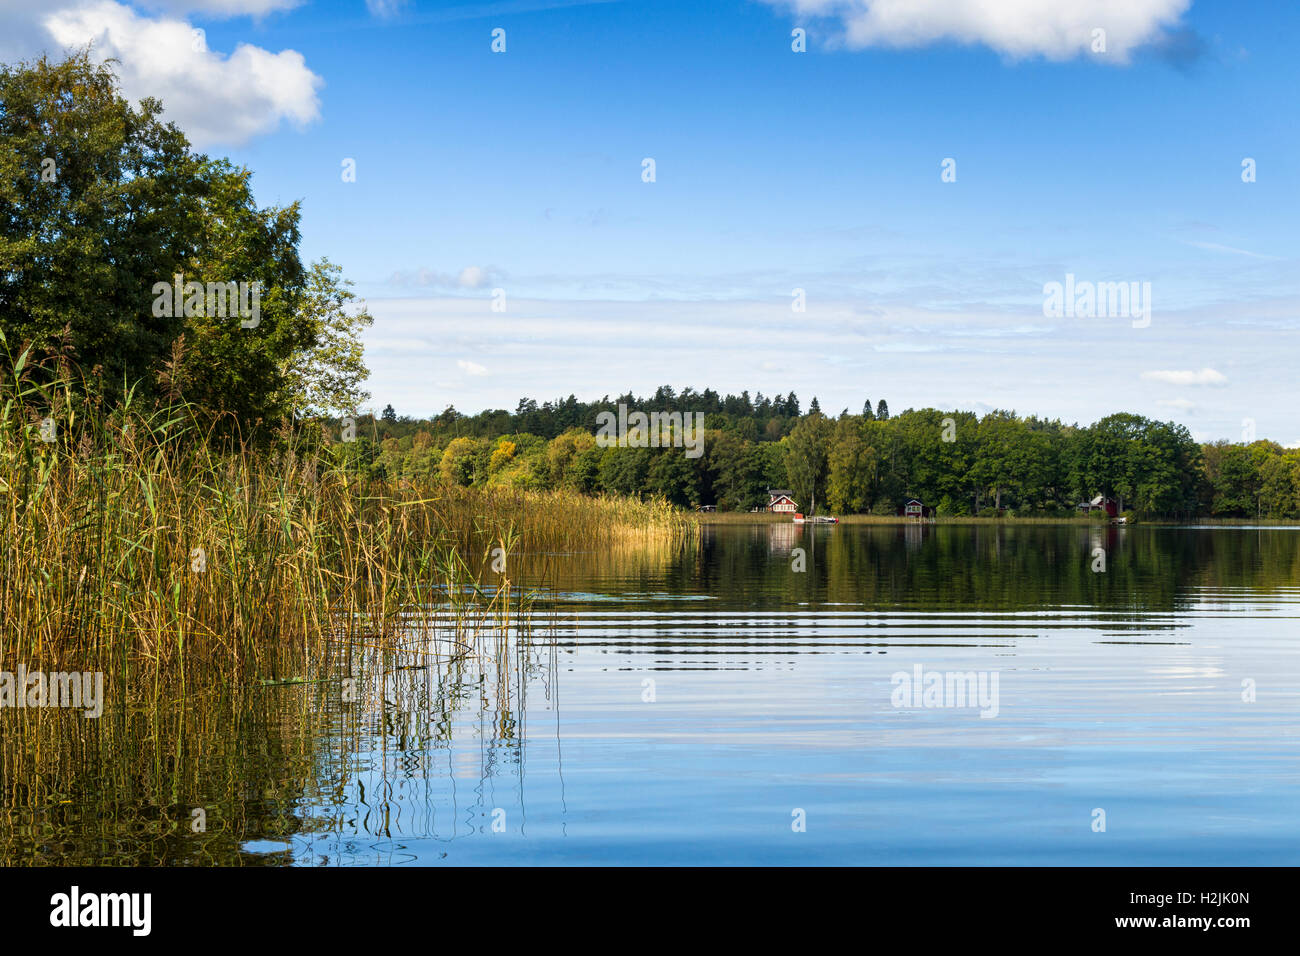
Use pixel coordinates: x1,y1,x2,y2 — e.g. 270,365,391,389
0,358,694,677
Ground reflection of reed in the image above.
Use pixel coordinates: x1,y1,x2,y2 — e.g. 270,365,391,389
1,530,700,864
0,650,323,865
304,611,562,858
510,533,699,589
0,611,561,864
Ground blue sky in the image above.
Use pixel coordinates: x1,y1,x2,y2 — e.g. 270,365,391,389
4,0,1297,440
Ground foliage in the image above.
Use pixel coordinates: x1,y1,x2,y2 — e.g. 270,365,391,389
337,394,1292,518
0,52,367,430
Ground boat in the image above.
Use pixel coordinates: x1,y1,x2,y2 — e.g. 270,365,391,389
792,494,838,524
793,513,838,524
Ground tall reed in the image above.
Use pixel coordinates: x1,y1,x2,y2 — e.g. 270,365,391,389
0,355,693,676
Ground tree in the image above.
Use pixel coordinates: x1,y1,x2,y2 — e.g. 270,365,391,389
875,399,890,421
285,259,373,416
708,430,767,511
598,446,652,497
646,449,698,506
165,156,310,428
438,436,482,486
970,412,1019,511
544,428,596,487
862,399,875,421
826,416,876,513
1,52,202,398
0,52,368,431
784,413,832,513
1077,414,1145,512
382,404,397,424
488,439,517,476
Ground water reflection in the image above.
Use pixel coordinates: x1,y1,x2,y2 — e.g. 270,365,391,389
4,524,1300,865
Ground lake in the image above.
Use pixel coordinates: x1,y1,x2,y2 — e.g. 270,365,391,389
4,522,1299,865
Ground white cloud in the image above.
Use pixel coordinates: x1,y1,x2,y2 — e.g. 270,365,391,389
1142,368,1228,386
1156,398,1195,410
764,0,1191,62
388,266,501,290
1182,240,1278,261
352,293,1291,442
457,266,489,288
140,0,302,14
457,359,489,376
0,1,321,147
365,0,409,17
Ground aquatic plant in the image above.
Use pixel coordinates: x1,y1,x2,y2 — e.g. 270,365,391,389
0,351,693,676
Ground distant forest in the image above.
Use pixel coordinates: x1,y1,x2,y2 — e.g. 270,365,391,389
325,388,1297,519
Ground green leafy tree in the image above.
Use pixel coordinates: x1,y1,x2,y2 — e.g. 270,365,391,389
826,416,876,513
0,52,202,396
707,430,767,511
285,258,373,416
438,436,485,486
784,412,833,513
1,52,370,432
646,449,699,506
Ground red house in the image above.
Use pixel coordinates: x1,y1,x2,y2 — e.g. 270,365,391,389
899,498,933,520
1078,495,1118,517
766,489,798,514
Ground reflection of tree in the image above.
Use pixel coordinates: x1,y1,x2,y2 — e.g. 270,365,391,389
682,525,1300,614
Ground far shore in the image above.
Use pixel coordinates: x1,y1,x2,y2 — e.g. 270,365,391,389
696,513,1300,527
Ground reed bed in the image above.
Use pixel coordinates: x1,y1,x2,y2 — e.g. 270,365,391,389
0,359,694,677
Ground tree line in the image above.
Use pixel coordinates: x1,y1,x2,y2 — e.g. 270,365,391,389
336,395,1299,519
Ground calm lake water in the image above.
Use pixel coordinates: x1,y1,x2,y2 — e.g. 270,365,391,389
5,522,1300,865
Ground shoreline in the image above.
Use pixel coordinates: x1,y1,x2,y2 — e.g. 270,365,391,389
696,513,1300,527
